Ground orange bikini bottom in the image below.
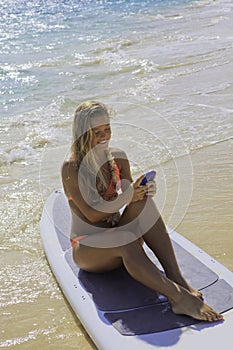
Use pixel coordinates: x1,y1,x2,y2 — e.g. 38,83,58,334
71,227,117,247
71,235,88,247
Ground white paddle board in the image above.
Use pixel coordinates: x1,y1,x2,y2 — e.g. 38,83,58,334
40,190,233,350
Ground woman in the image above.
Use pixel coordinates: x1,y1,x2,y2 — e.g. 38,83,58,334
62,100,223,322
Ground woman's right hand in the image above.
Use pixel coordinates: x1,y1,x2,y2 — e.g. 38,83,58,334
130,175,148,203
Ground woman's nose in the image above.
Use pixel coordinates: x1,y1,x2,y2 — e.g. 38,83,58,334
99,131,106,138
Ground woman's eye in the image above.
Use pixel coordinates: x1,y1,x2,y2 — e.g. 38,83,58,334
94,128,111,136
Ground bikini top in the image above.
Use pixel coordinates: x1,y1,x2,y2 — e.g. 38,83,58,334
67,159,121,202
104,159,121,197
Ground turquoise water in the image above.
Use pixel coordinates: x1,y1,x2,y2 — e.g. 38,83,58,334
1,0,193,117
1,0,233,348
1,0,232,166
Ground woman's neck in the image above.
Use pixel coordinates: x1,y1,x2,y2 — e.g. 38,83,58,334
95,148,109,167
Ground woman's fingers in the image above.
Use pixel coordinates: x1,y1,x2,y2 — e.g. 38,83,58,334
134,175,146,188
146,181,156,196
131,185,146,202
137,186,147,197
132,177,156,201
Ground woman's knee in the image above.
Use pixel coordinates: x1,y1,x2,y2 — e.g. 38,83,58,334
127,197,147,213
119,199,147,227
128,197,158,216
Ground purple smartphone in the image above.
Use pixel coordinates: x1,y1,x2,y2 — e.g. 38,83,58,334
140,170,156,185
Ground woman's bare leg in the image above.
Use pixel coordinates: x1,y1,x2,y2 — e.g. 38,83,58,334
72,230,223,322
118,198,202,298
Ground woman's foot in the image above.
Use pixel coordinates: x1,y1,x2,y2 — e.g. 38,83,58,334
187,286,203,300
168,273,203,300
170,287,223,322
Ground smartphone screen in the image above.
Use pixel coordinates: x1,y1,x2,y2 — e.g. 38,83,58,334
140,170,156,185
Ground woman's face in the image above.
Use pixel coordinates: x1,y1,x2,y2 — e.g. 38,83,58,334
91,114,111,149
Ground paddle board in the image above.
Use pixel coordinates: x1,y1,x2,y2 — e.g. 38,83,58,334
40,190,233,350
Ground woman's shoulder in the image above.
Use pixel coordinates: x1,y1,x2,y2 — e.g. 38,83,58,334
61,159,76,170
110,147,128,160
110,148,130,174
61,159,77,181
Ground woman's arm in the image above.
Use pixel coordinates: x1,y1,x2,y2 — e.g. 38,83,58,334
62,148,147,224
62,161,134,224
114,149,133,191
115,149,156,199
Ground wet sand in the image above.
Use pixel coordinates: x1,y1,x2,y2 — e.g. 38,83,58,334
160,138,233,271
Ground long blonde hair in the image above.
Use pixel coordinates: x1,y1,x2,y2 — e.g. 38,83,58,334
71,100,111,203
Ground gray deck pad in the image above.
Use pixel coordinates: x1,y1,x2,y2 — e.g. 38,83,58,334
52,192,233,335
104,279,233,335
79,266,161,311
65,242,218,312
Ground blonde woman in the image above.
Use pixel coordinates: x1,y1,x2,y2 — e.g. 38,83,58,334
62,100,223,322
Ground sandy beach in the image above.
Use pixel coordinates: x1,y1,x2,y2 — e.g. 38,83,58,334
165,139,233,271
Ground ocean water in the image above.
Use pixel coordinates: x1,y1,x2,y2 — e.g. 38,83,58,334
1,0,233,348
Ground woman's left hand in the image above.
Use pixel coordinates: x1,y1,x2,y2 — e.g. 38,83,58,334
145,181,156,197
